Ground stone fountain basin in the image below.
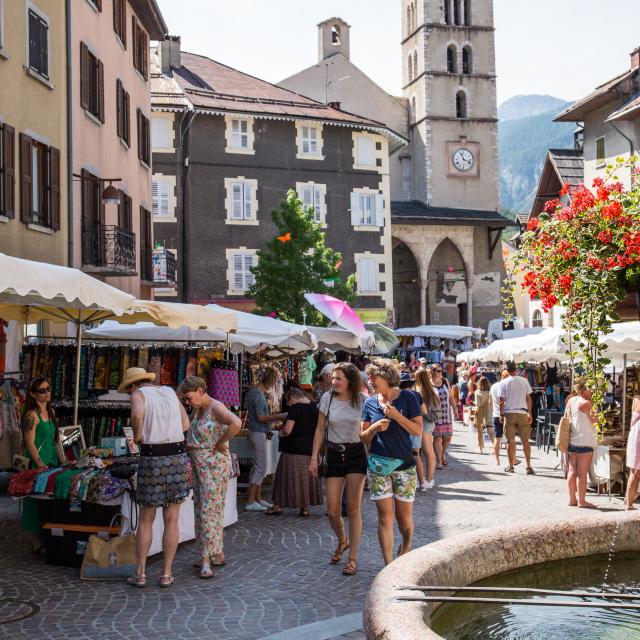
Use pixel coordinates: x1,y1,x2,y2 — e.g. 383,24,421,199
363,511,640,640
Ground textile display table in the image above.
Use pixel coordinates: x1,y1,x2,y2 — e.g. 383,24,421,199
120,478,238,555
231,432,280,477
591,445,626,498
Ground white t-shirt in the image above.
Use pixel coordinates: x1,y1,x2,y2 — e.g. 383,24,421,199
500,375,532,415
489,381,503,419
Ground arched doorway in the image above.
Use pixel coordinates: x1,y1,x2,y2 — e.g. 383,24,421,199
392,238,421,327
427,238,468,325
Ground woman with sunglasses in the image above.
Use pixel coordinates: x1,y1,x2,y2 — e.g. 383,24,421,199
21,377,60,551
430,365,457,469
178,376,242,579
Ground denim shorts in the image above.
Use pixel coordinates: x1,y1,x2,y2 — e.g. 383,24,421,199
493,416,503,438
567,444,594,454
422,417,435,434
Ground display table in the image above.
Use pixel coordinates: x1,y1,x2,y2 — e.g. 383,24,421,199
120,478,238,555
591,445,626,498
231,432,280,476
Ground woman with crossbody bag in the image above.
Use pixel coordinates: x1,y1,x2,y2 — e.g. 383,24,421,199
361,359,422,566
309,363,367,576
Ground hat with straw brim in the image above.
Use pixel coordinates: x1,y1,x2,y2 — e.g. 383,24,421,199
117,367,156,394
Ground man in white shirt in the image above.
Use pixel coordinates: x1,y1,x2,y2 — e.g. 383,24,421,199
489,370,509,465
499,362,534,474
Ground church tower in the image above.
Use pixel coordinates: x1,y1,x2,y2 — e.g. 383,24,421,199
401,0,499,211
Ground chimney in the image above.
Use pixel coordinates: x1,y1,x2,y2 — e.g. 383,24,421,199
631,46,640,70
328,101,341,110
317,18,350,62
160,35,181,75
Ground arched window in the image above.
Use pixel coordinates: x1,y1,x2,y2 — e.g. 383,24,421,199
454,0,461,25
463,0,471,25
444,0,451,24
462,46,472,74
456,90,467,118
331,25,341,45
532,310,543,328
408,53,413,82
413,49,418,79
411,96,416,121
447,45,457,73
407,5,412,33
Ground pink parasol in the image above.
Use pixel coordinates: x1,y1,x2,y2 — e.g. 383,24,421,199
304,293,367,336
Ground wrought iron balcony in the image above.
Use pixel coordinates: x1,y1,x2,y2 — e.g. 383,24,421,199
152,247,177,286
82,224,137,276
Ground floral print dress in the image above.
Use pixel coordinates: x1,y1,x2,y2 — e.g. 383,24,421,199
187,404,231,557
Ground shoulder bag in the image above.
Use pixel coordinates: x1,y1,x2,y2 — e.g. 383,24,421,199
318,392,334,478
555,403,571,453
80,515,137,581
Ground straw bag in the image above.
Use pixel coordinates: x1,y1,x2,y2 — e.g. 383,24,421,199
80,516,136,580
555,407,571,453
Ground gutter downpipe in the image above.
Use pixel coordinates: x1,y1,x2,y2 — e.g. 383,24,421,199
65,0,74,267
179,110,197,303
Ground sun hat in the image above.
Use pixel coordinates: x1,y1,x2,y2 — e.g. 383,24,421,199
117,367,156,394
320,363,336,376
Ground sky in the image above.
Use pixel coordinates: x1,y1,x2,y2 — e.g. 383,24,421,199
155,0,640,107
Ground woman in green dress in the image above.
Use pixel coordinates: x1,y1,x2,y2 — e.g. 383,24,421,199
22,377,60,551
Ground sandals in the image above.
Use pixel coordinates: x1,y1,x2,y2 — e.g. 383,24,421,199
299,508,310,517
330,539,349,564
526,467,535,475
199,567,214,579
159,575,174,588
127,574,147,588
265,506,283,516
504,465,515,473
342,558,358,576
193,557,226,569
625,505,637,511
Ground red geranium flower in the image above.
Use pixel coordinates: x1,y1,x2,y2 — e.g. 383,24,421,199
527,217,540,231
559,182,571,196
602,201,623,220
597,230,613,244
586,255,604,271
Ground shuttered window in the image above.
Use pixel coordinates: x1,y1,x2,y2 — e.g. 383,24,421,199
231,119,248,149
80,42,104,123
116,79,130,145
0,123,15,219
355,136,375,166
19,133,59,229
137,109,151,165
358,258,378,293
231,181,253,220
80,168,103,267
152,179,171,216
28,8,49,79
350,192,384,227
151,117,170,148
301,126,318,155
140,206,153,280
113,0,126,47
231,253,256,292
118,190,132,231
131,16,148,80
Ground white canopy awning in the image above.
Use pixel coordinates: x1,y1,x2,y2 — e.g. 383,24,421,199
128,300,237,333
396,324,484,340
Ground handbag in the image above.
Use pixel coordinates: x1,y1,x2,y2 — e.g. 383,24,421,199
367,453,404,476
318,392,334,478
555,406,571,453
80,515,137,581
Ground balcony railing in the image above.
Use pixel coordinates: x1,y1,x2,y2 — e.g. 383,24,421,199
82,224,137,276
152,247,177,286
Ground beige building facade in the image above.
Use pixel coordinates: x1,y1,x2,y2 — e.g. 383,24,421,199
0,0,68,265
71,0,166,298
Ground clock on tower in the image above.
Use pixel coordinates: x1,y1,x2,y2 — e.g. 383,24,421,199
447,139,480,178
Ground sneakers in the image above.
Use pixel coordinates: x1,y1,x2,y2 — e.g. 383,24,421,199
259,499,273,508
419,480,435,491
245,501,267,511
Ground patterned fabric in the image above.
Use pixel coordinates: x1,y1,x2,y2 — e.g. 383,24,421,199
208,367,240,407
432,422,453,437
434,383,451,425
368,466,417,502
136,452,191,508
187,406,232,555
271,452,323,509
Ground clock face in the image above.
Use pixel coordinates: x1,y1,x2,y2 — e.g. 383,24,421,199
452,148,475,172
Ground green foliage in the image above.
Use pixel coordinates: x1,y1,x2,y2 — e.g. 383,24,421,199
248,190,356,325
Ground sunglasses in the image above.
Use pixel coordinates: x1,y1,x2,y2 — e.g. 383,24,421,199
35,386,51,394
432,369,442,374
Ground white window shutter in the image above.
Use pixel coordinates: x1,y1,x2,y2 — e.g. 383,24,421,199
350,192,359,226
359,258,377,292
232,183,243,219
159,182,170,216
243,183,252,219
375,194,384,226
244,254,255,288
357,137,374,165
152,117,169,148
232,254,244,290
231,120,240,147
314,187,322,222
302,186,313,209
151,180,159,215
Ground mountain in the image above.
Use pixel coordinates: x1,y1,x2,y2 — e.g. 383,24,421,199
498,94,571,122
499,96,576,215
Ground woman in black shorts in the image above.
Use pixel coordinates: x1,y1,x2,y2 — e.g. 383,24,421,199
310,363,367,576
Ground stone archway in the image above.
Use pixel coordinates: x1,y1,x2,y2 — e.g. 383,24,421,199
427,238,469,326
392,238,422,327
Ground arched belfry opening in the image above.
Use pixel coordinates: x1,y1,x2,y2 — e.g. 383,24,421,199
427,239,469,326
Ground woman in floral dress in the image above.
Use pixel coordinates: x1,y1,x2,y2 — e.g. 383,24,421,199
178,376,242,579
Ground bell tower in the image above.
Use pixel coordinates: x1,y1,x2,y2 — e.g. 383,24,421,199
400,0,499,212
318,17,351,62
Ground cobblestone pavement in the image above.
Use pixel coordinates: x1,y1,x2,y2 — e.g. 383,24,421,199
0,423,621,640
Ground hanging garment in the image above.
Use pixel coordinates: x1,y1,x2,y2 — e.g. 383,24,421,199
138,348,149,372
208,367,240,407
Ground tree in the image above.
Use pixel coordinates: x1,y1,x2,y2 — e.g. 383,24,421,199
248,190,356,325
